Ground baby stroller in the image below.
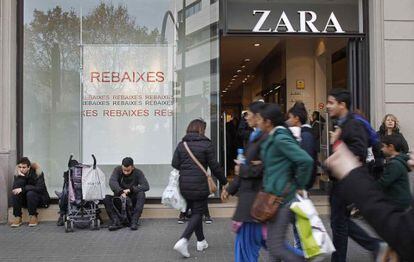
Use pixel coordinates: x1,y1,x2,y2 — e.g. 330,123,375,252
62,155,106,232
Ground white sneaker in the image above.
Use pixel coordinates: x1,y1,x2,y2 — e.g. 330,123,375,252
197,239,209,252
173,238,190,258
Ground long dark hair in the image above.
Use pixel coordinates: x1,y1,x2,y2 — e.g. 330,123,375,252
186,119,207,135
248,101,265,114
260,103,285,127
288,101,308,124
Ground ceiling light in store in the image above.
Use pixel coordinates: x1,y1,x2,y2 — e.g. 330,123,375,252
247,75,250,78
254,43,261,47
222,90,227,93
241,65,246,68
242,80,246,83
244,58,250,62
233,75,238,78
237,69,242,73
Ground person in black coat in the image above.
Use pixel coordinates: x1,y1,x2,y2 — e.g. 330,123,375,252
327,142,414,261
310,111,325,152
10,157,50,227
221,101,267,262
327,89,384,262
104,157,149,231
172,119,227,258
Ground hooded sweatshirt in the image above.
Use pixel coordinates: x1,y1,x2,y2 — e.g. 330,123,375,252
377,153,411,210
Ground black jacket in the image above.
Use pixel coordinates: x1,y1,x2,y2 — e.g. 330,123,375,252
172,133,227,201
337,167,414,260
301,125,317,189
377,131,410,154
227,131,268,222
338,113,369,162
109,166,149,196
12,163,50,206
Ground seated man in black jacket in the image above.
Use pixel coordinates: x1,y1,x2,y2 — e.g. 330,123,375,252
327,142,414,261
11,157,50,227
104,157,149,231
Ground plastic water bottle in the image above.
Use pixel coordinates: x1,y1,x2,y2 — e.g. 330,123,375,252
237,148,246,165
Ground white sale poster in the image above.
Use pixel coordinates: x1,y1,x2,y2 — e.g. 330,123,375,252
82,45,173,164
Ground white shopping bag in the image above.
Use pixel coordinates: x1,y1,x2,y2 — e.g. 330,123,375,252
161,169,187,212
82,166,107,201
290,192,335,261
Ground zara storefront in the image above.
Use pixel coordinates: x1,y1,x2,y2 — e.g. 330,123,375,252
1,0,414,221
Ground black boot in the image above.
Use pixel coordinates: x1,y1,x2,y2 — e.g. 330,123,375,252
130,217,140,231
108,219,122,231
57,214,64,226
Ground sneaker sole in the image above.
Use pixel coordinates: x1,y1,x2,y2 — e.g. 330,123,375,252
28,224,38,227
11,224,22,228
177,221,184,224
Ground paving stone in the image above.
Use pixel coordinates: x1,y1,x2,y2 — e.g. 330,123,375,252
0,216,373,262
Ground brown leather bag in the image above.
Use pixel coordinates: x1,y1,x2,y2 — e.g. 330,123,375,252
250,191,284,223
183,142,217,194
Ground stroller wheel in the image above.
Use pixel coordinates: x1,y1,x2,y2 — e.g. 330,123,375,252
65,220,74,233
90,219,100,230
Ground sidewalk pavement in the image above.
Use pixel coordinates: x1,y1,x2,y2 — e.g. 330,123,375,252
0,216,373,262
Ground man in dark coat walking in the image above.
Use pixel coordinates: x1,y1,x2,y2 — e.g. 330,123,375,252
326,89,385,262
104,157,149,231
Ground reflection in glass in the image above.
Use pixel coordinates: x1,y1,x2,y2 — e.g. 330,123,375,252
23,0,220,197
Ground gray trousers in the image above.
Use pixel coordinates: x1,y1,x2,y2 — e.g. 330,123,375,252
267,205,305,262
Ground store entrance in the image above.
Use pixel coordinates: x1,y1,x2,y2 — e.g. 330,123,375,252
219,36,352,190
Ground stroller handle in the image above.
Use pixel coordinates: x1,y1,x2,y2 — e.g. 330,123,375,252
68,154,74,168
92,154,96,169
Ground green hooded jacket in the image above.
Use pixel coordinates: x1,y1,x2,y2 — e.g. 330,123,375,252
260,126,313,205
377,153,411,209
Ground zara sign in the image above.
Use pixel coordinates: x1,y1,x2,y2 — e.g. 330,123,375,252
225,0,362,35
252,10,344,33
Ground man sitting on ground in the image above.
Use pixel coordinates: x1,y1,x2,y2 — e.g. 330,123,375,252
11,157,50,227
104,157,149,231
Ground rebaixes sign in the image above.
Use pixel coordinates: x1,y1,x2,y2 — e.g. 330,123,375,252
252,10,344,33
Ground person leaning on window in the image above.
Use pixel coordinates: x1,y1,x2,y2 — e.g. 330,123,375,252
10,157,50,228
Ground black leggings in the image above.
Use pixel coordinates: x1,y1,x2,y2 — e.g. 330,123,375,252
181,213,204,241
181,199,207,241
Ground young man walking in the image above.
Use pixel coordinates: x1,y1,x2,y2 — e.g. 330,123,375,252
326,89,386,262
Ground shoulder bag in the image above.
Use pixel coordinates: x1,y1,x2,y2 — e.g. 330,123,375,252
250,184,290,223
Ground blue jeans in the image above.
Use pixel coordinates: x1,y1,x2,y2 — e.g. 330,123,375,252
330,186,380,262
